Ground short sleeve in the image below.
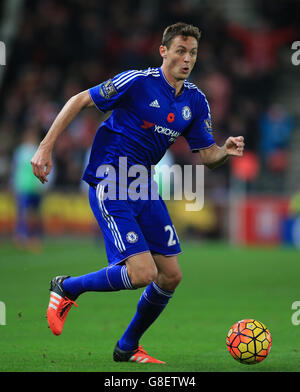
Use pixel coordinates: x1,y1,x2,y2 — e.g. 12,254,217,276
89,70,139,112
183,93,215,151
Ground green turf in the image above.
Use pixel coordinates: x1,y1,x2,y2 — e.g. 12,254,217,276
1,238,300,372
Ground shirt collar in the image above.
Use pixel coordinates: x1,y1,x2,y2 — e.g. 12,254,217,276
159,67,186,97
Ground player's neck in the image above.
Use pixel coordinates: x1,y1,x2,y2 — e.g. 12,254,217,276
160,65,184,97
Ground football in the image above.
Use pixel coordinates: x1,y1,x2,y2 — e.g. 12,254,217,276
226,319,272,364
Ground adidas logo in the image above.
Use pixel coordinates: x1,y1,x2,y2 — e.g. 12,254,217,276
149,99,160,108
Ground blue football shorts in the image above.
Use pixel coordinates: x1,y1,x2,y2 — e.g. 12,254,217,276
89,184,182,265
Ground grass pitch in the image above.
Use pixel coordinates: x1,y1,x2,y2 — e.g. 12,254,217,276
1,238,300,373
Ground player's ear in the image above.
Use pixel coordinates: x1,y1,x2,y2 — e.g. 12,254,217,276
159,45,167,59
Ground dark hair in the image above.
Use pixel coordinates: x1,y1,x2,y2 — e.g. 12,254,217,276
162,22,201,48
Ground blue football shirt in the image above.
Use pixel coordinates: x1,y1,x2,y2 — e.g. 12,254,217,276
82,67,215,186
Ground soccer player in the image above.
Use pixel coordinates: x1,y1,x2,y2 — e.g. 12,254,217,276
12,128,44,252
31,22,244,364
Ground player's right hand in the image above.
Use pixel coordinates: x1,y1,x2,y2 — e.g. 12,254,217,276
31,146,53,184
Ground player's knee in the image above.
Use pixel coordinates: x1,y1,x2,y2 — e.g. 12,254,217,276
131,266,157,288
173,270,183,288
168,270,182,290
126,257,158,288
144,266,158,287
157,269,182,291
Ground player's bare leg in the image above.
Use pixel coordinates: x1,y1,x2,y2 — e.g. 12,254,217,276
125,252,158,288
152,254,182,291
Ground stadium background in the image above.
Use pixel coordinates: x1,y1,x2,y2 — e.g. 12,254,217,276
1,0,300,373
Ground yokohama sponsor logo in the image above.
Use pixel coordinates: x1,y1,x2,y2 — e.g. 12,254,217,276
154,125,180,138
141,120,180,142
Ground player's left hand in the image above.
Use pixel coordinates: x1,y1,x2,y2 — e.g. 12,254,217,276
225,136,245,157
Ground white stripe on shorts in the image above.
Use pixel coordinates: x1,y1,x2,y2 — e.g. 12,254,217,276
96,184,126,253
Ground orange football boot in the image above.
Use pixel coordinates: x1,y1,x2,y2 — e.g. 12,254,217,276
113,342,166,364
47,276,78,335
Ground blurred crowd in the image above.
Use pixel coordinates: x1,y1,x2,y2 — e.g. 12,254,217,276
0,0,299,191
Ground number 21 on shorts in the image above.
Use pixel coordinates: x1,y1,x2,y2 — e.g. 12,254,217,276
164,225,179,246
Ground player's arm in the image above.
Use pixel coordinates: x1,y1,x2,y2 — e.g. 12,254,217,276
31,90,94,184
200,136,245,170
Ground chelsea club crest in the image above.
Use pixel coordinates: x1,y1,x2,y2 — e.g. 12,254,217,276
182,106,192,120
126,231,138,243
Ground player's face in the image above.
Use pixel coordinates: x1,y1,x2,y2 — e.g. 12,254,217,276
160,35,198,81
